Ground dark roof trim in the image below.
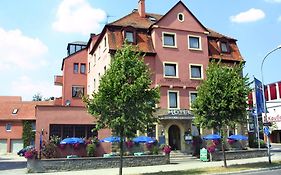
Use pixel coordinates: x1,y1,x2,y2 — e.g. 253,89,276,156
61,47,87,70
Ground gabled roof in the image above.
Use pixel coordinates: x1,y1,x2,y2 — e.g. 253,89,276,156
109,10,162,29
154,1,208,32
207,28,236,41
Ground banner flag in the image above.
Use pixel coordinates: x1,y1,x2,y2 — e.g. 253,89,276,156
254,78,265,115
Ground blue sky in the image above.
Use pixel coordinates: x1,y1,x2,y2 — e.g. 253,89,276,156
0,0,281,100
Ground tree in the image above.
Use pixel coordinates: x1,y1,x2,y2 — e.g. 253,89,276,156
22,121,35,147
192,61,250,167
84,43,160,175
32,93,42,101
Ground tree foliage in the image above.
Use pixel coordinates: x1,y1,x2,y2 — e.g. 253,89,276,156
22,121,35,147
192,61,250,129
32,93,42,101
84,43,160,175
191,61,250,167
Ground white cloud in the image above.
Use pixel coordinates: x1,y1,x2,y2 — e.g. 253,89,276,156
230,8,265,23
52,0,106,35
0,28,48,71
11,76,61,100
265,0,281,3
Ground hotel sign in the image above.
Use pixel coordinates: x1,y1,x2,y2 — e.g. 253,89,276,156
168,109,193,116
159,109,194,120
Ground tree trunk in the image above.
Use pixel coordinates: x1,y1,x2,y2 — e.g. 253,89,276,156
221,128,227,168
119,130,124,175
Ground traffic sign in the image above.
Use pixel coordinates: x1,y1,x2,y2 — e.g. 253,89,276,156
264,127,271,136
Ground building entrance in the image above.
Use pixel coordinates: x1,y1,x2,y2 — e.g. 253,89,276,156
168,125,181,150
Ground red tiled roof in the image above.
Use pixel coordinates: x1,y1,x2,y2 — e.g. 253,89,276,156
0,100,54,120
98,5,242,61
207,28,236,41
208,39,243,62
0,96,22,102
109,10,162,29
107,28,155,53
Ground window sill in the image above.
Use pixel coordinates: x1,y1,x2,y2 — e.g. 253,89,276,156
164,76,179,79
190,77,203,80
163,45,177,49
188,48,202,51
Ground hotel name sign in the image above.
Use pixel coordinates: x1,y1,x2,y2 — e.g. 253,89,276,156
159,109,194,120
168,109,192,116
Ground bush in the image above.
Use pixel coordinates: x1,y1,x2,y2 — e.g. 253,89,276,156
50,135,61,145
152,146,159,155
42,142,58,158
86,144,96,157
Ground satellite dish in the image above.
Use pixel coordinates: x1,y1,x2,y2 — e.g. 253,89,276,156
65,100,71,106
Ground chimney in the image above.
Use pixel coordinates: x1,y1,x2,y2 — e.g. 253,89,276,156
138,0,146,18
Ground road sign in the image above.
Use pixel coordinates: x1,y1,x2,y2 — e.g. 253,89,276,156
264,126,271,136
263,122,272,127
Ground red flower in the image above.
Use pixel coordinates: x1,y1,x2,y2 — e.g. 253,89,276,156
59,144,66,149
207,145,216,153
73,143,80,149
212,140,220,146
162,145,171,154
227,139,236,145
24,148,38,159
125,141,134,148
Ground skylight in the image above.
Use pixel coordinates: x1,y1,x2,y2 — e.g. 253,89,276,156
12,108,18,114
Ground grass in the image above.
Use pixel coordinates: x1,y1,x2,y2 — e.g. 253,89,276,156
139,161,281,175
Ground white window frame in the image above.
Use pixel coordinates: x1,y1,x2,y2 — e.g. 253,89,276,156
163,62,179,78
6,123,12,131
168,90,180,109
189,64,203,80
177,13,184,22
189,91,198,109
162,32,177,48
72,86,84,98
188,35,202,50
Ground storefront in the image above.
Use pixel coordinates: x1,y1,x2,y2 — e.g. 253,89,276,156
263,108,281,143
156,109,197,153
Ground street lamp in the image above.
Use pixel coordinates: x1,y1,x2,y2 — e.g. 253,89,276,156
260,44,281,164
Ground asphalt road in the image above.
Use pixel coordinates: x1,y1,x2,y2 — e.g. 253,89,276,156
0,161,26,171
229,168,281,175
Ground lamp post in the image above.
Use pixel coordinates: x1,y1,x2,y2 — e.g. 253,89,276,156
260,44,281,164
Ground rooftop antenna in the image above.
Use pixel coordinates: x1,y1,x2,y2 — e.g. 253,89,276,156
106,14,114,24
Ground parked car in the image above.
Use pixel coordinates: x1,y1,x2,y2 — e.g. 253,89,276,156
17,145,34,156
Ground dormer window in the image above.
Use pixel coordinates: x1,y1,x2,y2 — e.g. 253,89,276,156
178,13,184,22
122,27,137,44
220,41,229,53
125,31,134,43
12,109,18,114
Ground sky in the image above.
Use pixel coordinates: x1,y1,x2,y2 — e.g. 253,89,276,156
0,0,281,100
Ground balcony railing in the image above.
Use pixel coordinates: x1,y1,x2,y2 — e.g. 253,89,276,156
54,75,63,86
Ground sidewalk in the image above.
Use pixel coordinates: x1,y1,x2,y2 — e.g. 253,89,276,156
1,152,280,175
0,153,26,162
29,152,281,175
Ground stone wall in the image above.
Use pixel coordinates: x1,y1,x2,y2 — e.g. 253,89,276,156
27,155,170,173
210,149,268,161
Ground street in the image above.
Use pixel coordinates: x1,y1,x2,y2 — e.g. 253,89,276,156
229,168,281,175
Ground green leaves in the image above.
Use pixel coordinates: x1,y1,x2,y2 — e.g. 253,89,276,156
85,43,160,138
192,61,250,129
